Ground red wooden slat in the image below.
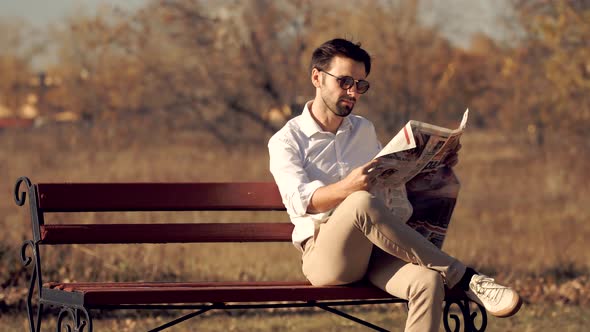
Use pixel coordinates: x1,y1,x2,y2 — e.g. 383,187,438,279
44,282,394,305
45,281,312,289
43,281,467,306
39,223,294,244
36,182,285,212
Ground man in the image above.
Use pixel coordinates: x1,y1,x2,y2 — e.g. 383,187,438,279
268,38,521,331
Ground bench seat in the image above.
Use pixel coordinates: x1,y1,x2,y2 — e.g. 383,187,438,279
43,281,467,307
43,281,391,306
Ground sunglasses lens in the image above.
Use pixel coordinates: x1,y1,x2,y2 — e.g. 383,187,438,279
357,80,370,94
339,76,355,90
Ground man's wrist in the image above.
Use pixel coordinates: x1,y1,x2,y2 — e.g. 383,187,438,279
335,179,355,200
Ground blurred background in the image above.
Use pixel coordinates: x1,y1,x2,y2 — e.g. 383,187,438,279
1,0,589,330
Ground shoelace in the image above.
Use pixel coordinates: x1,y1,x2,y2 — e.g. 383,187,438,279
471,276,508,305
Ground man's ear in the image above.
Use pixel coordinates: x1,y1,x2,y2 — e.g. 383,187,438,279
311,68,321,89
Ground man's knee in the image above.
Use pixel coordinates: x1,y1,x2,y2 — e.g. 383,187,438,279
304,262,366,286
409,269,445,302
344,190,384,211
342,190,389,224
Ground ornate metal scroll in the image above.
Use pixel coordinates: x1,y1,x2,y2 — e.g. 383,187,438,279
20,240,43,332
16,177,45,332
56,306,92,332
15,176,44,242
443,299,487,332
14,176,32,206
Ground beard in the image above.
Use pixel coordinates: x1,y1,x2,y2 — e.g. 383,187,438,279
322,95,356,117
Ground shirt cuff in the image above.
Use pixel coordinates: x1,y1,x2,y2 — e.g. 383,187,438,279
291,180,324,216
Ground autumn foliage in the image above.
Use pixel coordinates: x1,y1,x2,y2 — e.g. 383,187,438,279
0,0,588,145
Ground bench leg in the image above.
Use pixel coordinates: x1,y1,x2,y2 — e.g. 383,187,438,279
147,307,215,332
56,306,93,332
314,303,389,332
443,299,487,332
21,240,44,332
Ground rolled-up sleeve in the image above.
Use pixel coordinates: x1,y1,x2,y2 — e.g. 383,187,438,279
268,136,324,217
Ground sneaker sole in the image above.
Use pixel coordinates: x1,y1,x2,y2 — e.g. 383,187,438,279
489,294,523,318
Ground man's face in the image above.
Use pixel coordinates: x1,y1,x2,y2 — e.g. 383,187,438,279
318,56,367,117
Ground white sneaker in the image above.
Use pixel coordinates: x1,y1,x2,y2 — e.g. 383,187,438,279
466,274,522,317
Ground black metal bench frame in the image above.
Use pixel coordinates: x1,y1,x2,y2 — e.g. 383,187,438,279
14,176,487,332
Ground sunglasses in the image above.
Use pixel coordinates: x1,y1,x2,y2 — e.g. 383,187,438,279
320,70,370,94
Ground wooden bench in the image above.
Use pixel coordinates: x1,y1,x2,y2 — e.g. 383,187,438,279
14,176,487,332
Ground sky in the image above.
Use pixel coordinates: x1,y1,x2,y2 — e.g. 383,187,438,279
0,0,145,25
419,0,516,46
0,0,514,43
0,0,517,68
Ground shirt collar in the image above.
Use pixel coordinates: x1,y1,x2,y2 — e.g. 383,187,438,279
300,101,353,137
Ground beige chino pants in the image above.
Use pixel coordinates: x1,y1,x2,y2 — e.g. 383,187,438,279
302,191,467,332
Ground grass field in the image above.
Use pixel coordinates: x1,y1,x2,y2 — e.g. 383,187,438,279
1,118,589,330
1,303,589,331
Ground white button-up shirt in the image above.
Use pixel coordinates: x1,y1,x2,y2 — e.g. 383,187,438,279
268,101,383,251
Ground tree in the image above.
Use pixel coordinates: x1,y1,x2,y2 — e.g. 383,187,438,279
508,0,590,141
0,18,39,113
48,0,315,143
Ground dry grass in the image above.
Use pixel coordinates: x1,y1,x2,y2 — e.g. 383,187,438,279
1,117,589,330
1,303,589,331
445,131,590,278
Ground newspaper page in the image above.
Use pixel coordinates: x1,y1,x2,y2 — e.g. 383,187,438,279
372,109,469,187
404,167,461,248
370,109,469,248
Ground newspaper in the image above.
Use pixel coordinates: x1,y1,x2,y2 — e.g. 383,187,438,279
370,109,469,248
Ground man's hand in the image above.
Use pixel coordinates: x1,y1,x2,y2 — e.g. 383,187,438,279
341,159,381,193
444,143,462,168
306,159,381,214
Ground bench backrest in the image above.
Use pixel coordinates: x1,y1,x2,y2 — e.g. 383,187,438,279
36,182,285,212
19,181,293,245
17,171,459,248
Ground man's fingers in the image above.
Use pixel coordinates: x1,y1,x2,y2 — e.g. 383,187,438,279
446,154,459,167
365,159,380,168
444,143,461,167
362,159,381,173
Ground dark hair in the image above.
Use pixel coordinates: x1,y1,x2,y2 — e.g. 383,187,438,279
310,38,372,75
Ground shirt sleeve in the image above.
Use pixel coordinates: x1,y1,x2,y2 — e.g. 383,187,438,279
369,121,383,153
268,136,324,217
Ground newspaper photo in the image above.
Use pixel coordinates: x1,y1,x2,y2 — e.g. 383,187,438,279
370,109,469,248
